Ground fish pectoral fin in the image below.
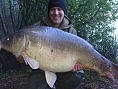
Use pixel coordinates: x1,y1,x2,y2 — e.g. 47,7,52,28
45,71,57,88
22,53,39,69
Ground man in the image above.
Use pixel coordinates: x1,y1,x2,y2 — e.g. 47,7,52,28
27,0,85,89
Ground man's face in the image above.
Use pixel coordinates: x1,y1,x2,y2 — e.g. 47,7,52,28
49,7,64,26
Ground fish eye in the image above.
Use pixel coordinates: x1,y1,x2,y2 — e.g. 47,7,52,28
7,38,9,40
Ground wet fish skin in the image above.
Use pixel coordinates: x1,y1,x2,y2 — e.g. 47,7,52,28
0,26,118,87
0,31,25,58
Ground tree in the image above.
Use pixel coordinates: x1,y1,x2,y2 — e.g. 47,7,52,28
18,0,47,28
67,0,118,62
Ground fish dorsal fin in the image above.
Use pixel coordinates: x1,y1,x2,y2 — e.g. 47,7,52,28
45,71,57,88
22,53,39,69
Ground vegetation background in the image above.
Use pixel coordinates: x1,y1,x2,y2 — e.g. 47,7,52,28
0,0,118,89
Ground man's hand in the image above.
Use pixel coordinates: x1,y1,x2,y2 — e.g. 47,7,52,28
72,63,83,72
17,55,25,63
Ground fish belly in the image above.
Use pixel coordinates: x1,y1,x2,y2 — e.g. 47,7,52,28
25,45,77,72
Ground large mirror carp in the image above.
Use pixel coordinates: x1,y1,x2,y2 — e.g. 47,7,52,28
0,26,118,88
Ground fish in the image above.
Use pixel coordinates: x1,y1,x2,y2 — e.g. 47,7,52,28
0,26,118,88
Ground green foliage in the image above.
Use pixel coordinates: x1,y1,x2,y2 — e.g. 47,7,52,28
20,66,32,74
116,57,118,64
66,0,118,62
0,63,31,78
67,0,118,37
0,65,17,78
18,0,47,28
84,70,106,83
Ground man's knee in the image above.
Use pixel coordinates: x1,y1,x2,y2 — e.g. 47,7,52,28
56,71,85,89
27,70,51,89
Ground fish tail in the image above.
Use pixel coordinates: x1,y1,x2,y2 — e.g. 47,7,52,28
100,62,118,81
